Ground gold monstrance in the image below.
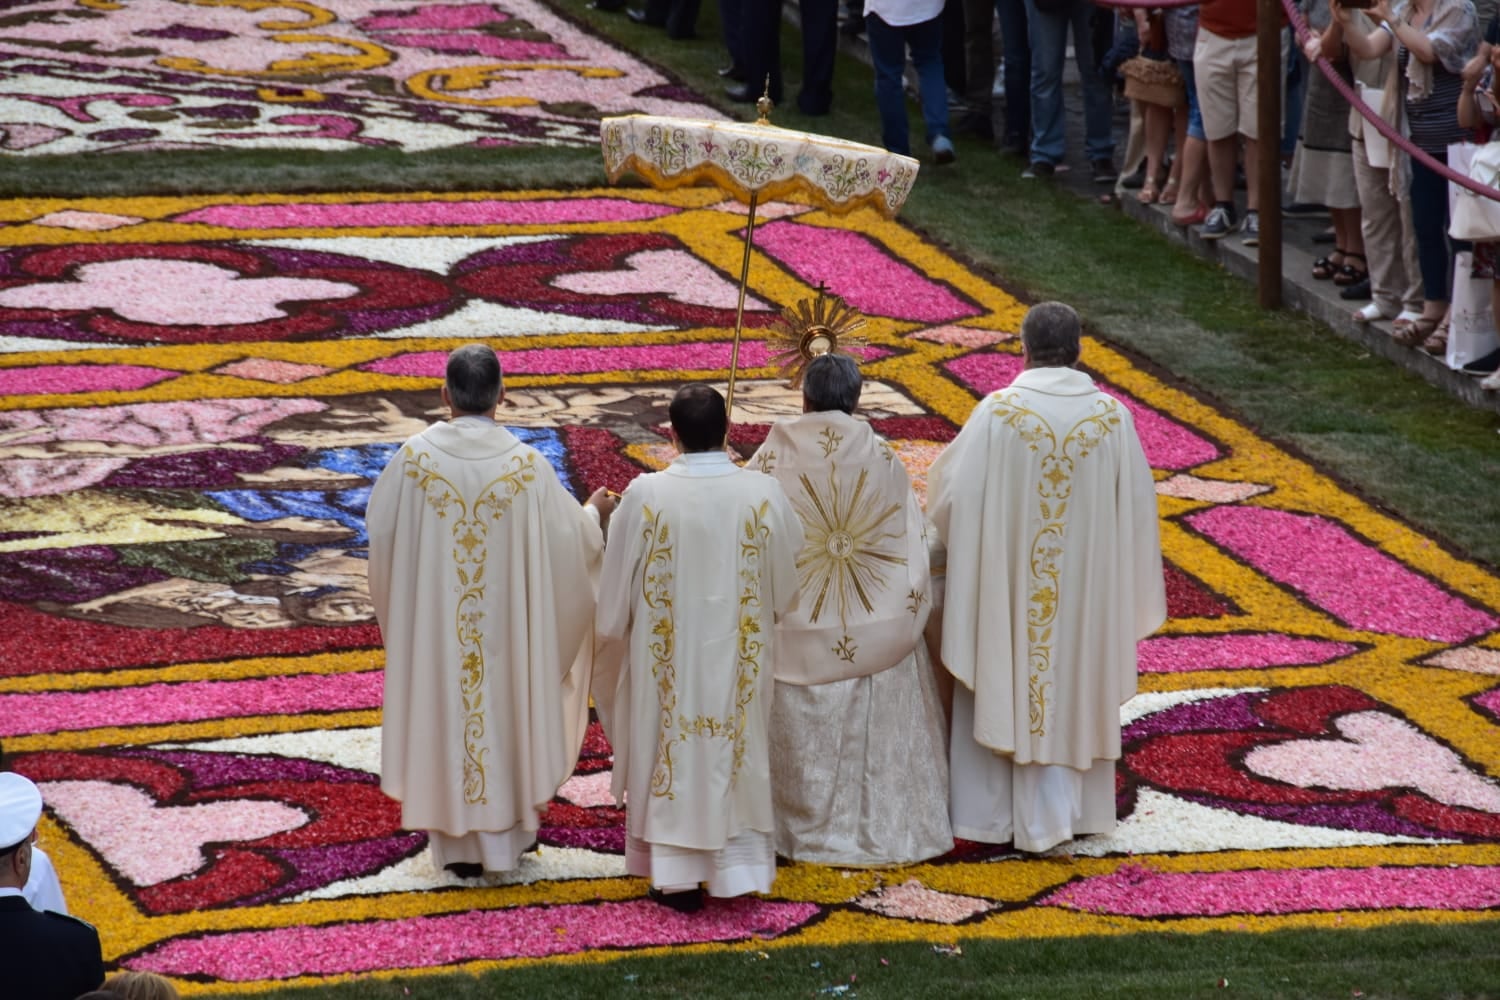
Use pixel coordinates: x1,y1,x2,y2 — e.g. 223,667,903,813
765,287,868,388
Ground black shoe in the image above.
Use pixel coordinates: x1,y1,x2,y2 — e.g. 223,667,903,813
1090,158,1118,184
717,63,747,81
589,0,625,9
1338,277,1372,301
444,862,484,879
649,887,706,913
1461,347,1500,374
627,7,664,25
1022,160,1055,179
1283,201,1330,218
1118,165,1146,190
954,110,994,141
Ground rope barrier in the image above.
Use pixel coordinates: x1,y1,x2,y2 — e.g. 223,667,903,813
1094,0,1500,201
1280,0,1500,201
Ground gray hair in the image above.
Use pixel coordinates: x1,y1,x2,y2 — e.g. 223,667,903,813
1020,302,1082,368
802,353,862,414
445,344,503,414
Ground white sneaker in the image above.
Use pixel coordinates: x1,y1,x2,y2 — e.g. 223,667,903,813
1200,205,1238,240
1241,211,1260,247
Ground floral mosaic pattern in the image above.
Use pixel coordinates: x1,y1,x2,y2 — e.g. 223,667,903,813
1,189,1497,994
0,0,718,155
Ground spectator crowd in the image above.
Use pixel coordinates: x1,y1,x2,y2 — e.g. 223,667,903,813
622,0,1500,388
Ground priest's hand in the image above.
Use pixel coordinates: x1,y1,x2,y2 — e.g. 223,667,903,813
586,487,618,532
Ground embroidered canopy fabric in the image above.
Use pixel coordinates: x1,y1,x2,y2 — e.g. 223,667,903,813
600,114,921,217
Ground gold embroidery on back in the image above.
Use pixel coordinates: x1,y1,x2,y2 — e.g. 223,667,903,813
990,394,1121,737
404,446,537,806
676,499,773,783
790,464,905,663
640,504,678,799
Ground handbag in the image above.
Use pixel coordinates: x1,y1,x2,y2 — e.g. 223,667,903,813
1356,83,1390,169
1120,56,1186,109
1448,140,1500,242
1445,250,1500,370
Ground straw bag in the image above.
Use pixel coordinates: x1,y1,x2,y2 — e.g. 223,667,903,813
1121,56,1186,109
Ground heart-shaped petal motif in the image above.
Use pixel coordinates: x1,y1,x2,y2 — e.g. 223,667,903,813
550,249,766,311
1244,710,1500,814
40,779,307,886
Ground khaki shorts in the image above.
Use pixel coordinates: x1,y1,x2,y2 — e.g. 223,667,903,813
1193,28,1282,143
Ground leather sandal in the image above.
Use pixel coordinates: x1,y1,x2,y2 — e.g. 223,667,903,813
1422,315,1450,355
1158,178,1180,205
1312,248,1344,281
1392,316,1438,347
1333,252,1368,286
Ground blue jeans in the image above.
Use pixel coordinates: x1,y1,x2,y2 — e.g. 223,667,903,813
995,0,1030,148
1024,0,1113,165
1410,151,1459,302
867,12,950,155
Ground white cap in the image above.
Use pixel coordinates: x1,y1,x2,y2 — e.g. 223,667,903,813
0,772,42,851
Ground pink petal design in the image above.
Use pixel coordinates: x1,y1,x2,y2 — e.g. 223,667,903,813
0,671,383,738
754,221,983,323
1423,647,1500,676
910,323,1014,346
172,199,678,229
213,359,335,384
41,780,307,886
1136,634,1360,674
1188,506,1500,642
1155,473,1271,504
550,249,768,310
1474,685,1500,721
1041,864,1500,917
363,342,890,378
943,354,1222,472
0,364,174,396
0,259,358,326
557,771,617,808
0,457,131,499
854,880,995,923
1243,710,1500,813
30,210,145,231
126,898,821,980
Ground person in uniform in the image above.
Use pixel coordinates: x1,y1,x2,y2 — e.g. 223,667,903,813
0,771,105,999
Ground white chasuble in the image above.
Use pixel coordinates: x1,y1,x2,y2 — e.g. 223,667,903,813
927,367,1165,849
593,452,802,894
749,412,952,866
368,417,602,869
748,411,932,684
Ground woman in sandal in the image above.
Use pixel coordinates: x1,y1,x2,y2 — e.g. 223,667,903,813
1294,0,1367,296
1339,0,1479,353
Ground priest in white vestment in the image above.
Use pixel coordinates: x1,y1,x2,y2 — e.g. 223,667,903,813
749,354,953,866
367,345,614,877
927,303,1166,854
594,384,802,911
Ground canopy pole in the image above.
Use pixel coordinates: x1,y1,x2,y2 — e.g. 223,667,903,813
724,190,760,424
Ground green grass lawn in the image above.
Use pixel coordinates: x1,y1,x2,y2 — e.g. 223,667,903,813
226,923,1500,999
8,6,1499,996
